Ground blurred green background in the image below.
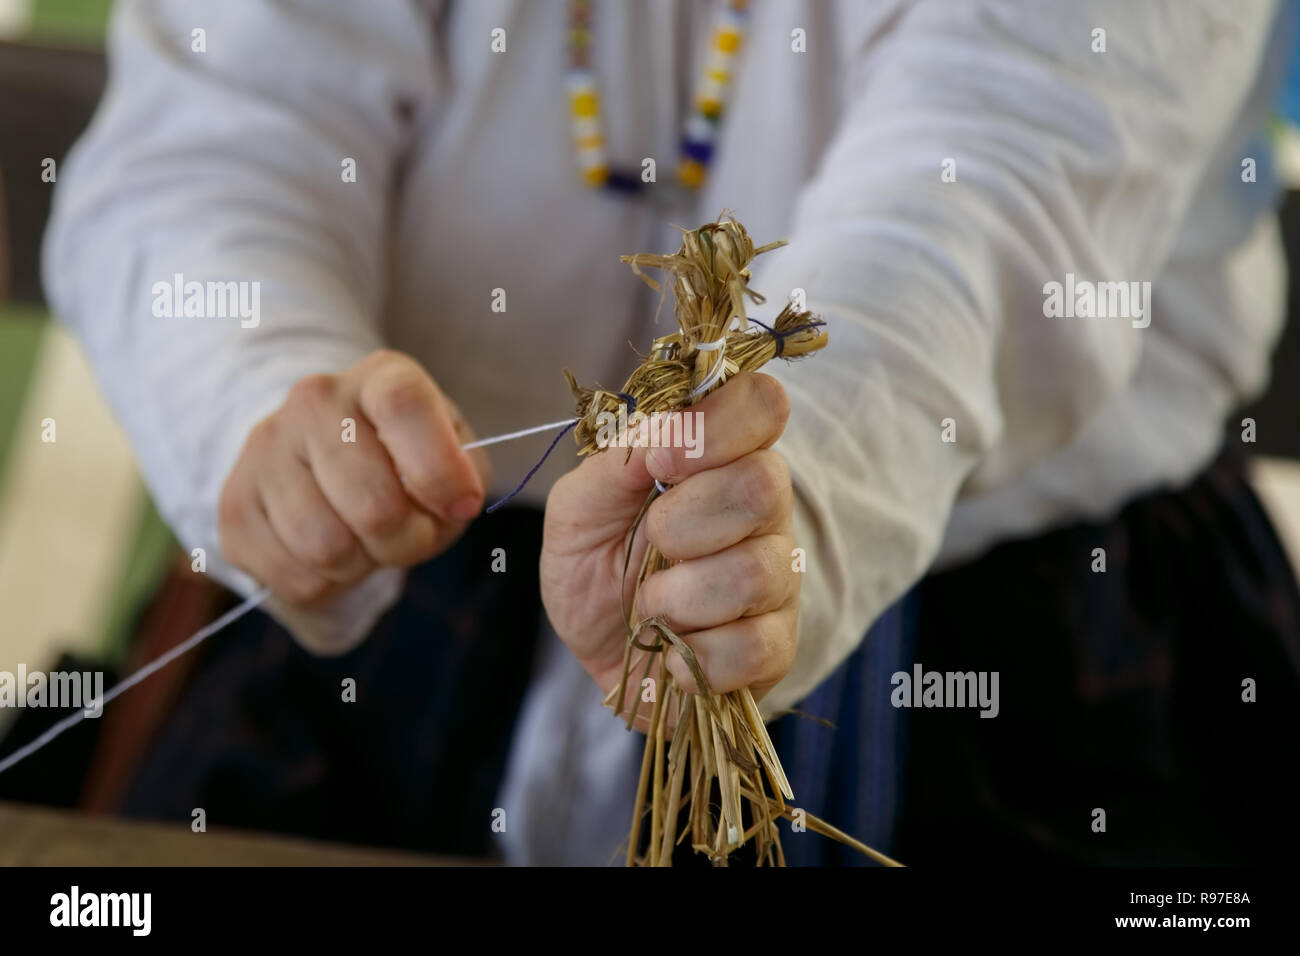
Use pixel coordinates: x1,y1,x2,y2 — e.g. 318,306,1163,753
1,0,174,670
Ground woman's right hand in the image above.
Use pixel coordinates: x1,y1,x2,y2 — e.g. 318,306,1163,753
218,349,491,605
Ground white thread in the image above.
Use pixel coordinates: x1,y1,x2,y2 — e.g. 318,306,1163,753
460,418,579,450
688,334,731,398
0,588,270,775
689,349,728,398
0,417,580,777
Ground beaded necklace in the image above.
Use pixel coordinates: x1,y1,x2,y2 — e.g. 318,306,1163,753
566,0,750,196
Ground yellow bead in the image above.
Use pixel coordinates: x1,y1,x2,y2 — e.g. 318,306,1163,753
582,165,609,187
677,159,706,188
571,91,599,117
716,29,741,53
696,98,722,118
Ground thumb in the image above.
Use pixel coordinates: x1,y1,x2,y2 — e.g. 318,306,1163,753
570,410,697,521
358,356,485,522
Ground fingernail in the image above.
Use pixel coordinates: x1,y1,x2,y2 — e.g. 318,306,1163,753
450,496,481,520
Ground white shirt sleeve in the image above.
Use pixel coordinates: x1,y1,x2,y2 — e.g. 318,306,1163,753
756,0,1280,713
42,0,441,653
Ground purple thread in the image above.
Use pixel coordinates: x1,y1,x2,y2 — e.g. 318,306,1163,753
485,419,579,514
747,317,825,358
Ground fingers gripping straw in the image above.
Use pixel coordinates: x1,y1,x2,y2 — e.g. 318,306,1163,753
565,214,898,866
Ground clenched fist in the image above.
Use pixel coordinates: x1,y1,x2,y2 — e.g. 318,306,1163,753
218,349,491,605
541,373,801,719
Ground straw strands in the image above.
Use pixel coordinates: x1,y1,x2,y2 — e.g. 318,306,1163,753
565,214,901,867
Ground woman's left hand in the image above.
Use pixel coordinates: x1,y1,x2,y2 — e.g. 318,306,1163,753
540,373,801,728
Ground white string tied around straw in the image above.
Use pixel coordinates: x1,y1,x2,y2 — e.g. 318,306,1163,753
688,335,729,399
650,333,730,492
0,416,582,777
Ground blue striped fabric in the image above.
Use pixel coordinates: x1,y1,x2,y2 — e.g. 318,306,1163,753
768,593,916,866
1278,0,1300,126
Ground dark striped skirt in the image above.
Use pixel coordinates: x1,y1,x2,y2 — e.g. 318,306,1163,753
111,443,1300,864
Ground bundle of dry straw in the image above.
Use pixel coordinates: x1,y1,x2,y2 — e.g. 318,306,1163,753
565,214,902,867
